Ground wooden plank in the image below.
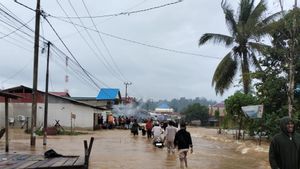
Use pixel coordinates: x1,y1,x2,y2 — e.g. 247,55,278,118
62,157,78,166
51,157,69,167
38,157,62,168
0,154,20,168
0,154,18,161
0,154,10,159
14,155,45,169
4,154,33,169
25,156,51,169
15,161,38,169
0,154,86,169
73,156,85,166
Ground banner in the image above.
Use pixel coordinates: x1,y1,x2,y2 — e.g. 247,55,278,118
241,105,263,119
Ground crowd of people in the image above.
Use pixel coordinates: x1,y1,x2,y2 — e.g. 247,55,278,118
132,118,193,169
97,113,141,130
97,113,193,169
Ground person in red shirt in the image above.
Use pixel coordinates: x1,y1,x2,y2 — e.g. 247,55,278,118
145,118,153,139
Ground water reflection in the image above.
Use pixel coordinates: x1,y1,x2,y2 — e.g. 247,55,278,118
0,128,270,169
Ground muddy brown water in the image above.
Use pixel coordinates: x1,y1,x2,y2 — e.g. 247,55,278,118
0,127,270,169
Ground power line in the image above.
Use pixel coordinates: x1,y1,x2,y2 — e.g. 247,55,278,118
48,0,183,19
0,3,48,43
0,59,32,84
42,15,101,89
49,17,221,59
100,31,221,59
51,45,111,89
14,0,35,12
57,0,126,83
1,2,114,95
81,0,129,82
0,16,34,39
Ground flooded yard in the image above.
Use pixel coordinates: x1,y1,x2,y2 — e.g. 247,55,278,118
0,127,270,169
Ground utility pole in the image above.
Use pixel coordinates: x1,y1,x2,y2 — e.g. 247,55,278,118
124,82,132,102
31,0,41,146
43,41,51,146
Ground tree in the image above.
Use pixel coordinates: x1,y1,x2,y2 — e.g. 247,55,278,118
199,0,279,95
224,92,258,139
268,9,300,117
181,103,209,125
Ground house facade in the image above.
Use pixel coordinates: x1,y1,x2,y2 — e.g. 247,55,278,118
0,85,105,130
208,102,226,126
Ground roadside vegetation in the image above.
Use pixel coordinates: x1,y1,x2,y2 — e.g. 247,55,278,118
198,0,300,140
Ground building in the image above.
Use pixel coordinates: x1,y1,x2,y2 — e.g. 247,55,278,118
71,88,123,126
96,88,122,109
154,103,174,113
153,103,180,121
208,102,226,126
0,85,105,130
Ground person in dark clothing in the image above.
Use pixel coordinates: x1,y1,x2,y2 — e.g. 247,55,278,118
269,116,300,169
131,119,140,136
174,122,193,169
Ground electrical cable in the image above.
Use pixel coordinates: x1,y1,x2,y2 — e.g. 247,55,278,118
56,0,125,83
49,17,221,59
48,0,183,19
0,16,34,39
81,0,129,82
42,16,101,89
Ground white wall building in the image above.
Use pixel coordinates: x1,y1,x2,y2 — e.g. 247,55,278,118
0,86,105,130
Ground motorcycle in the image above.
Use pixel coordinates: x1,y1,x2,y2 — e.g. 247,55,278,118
153,136,164,148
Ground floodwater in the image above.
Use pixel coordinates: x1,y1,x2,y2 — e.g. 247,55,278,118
0,127,270,169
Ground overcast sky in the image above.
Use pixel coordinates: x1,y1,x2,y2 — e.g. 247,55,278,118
0,0,295,102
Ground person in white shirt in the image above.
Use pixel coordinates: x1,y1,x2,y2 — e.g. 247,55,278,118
165,121,177,153
152,122,163,143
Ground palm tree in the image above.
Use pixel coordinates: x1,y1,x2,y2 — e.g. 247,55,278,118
199,0,278,95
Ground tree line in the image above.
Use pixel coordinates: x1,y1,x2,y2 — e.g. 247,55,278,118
140,97,216,113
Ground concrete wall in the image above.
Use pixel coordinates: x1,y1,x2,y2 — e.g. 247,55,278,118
0,102,102,130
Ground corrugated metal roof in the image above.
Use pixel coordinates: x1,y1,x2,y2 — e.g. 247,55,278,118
96,88,120,100
2,85,105,110
50,92,70,97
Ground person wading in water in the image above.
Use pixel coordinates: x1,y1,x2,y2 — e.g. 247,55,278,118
174,122,193,169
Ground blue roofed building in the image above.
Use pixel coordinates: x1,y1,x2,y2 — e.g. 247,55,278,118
71,88,122,110
96,88,122,109
96,88,120,100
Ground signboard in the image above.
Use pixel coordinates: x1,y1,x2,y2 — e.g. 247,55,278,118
241,105,263,119
71,113,76,119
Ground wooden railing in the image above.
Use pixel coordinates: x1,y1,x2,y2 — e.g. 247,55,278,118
83,137,94,169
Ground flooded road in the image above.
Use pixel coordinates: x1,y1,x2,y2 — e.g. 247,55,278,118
0,127,270,169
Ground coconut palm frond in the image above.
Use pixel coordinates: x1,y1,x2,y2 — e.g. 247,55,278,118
244,1,266,32
248,41,271,54
212,52,237,95
199,33,233,47
249,0,266,20
238,0,255,23
249,52,262,71
262,11,283,24
221,1,237,35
